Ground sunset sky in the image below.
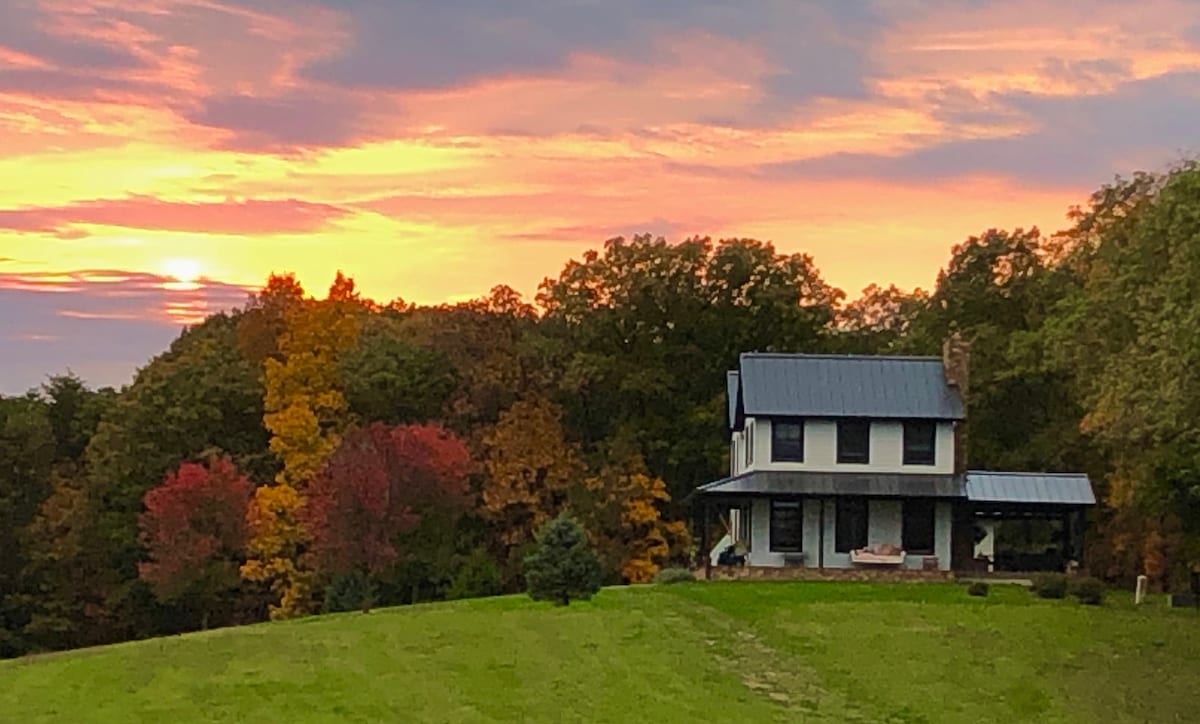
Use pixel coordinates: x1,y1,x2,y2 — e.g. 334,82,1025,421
2,0,1199,393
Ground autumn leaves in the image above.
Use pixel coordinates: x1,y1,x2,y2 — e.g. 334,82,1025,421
137,270,689,621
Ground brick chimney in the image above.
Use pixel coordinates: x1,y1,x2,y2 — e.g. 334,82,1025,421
942,333,971,474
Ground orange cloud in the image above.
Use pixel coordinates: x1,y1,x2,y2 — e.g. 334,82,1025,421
0,196,348,237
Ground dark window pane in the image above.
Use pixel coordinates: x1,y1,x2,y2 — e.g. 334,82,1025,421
837,420,871,464
835,497,868,553
770,500,803,552
902,499,936,554
903,421,936,466
771,419,805,462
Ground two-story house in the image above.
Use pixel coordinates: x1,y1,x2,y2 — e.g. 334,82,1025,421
695,338,1096,574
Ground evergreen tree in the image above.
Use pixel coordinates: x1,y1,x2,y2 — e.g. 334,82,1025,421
523,515,602,606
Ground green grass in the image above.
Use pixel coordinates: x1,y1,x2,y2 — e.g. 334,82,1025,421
3,582,1198,723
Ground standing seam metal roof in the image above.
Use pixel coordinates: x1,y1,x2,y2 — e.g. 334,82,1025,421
736,353,965,420
965,471,1095,505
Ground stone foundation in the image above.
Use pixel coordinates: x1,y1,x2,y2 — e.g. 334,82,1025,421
701,565,956,583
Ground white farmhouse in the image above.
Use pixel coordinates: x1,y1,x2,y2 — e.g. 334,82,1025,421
695,337,1096,575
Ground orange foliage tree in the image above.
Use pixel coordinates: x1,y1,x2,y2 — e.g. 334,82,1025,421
481,398,581,560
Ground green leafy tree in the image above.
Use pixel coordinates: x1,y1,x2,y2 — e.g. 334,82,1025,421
340,312,457,426
1043,163,1200,584
445,547,503,601
523,515,602,606
900,228,1091,473
538,235,841,505
401,285,548,437
832,284,928,354
77,312,269,643
0,394,55,656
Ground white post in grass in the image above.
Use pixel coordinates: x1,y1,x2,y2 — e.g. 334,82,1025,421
1135,575,1148,605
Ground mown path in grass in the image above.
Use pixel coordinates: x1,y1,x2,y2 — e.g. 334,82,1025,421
662,582,1200,723
2,582,1198,723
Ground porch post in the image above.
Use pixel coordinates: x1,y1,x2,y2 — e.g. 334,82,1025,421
817,497,825,569
702,498,712,581
1062,509,1073,564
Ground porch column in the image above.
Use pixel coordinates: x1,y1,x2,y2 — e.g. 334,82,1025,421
1062,510,1073,563
702,498,712,581
817,498,825,569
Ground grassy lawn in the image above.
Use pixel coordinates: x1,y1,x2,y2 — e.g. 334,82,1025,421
2,582,1197,723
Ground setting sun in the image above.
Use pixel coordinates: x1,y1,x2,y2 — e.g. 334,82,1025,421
162,258,202,291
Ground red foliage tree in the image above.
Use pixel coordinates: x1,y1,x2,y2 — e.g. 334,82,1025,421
303,423,471,607
137,457,254,628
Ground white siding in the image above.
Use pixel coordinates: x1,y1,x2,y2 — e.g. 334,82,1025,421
744,418,955,474
730,430,744,475
744,496,953,571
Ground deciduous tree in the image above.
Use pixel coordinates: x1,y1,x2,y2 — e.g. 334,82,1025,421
575,456,690,583
138,457,253,629
303,423,471,611
241,484,311,619
481,397,581,549
248,273,365,617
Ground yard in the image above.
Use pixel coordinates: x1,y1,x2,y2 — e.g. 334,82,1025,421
2,582,1197,723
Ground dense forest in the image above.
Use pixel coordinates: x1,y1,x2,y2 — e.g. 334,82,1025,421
2,162,1199,656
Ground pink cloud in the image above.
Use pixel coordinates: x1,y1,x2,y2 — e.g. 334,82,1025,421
0,196,348,236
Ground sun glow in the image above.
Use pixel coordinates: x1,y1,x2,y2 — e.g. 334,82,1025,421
162,258,202,291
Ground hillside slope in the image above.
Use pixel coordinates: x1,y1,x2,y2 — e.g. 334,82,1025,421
3,583,1198,723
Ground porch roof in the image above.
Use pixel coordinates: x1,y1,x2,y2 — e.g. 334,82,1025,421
965,470,1095,506
695,470,965,498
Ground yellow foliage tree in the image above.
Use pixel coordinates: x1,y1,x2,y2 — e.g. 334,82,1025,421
580,460,691,583
481,397,580,548
240,483,314,619
264,273,363,488
243,272,365,618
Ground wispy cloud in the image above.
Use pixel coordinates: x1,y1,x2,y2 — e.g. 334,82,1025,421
0,268,253,393
0,196,348,237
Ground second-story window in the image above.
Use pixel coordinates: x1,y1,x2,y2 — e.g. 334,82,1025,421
836,419,871,464
771,419,805,462
903,421,936,466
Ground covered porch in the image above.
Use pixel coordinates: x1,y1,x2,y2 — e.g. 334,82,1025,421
694,471,964,577
964,471,1095,573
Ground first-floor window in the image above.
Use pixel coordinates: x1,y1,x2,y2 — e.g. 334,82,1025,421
769,500,803,552
835,497,869,553
902,499,936,554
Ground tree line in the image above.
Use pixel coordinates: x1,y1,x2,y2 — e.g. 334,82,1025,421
2,162,1199,656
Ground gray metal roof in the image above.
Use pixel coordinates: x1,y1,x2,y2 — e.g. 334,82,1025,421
697,471,965,498
966,471,1095,506
738,353,965,420
726,371,740,427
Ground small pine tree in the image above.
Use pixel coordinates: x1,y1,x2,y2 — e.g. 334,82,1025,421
524,515,602,606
